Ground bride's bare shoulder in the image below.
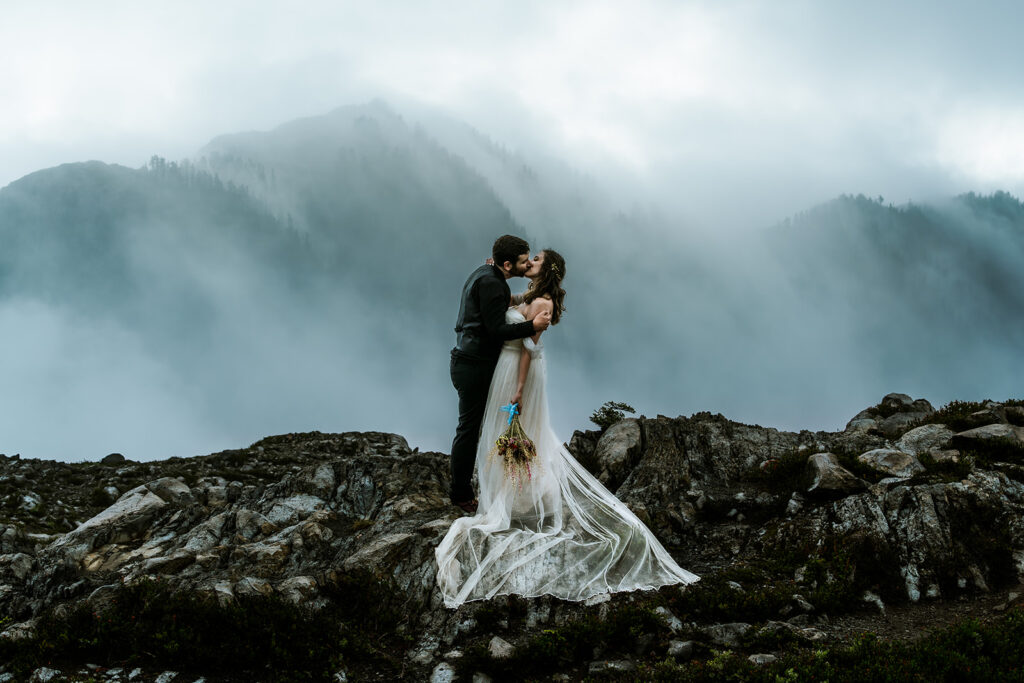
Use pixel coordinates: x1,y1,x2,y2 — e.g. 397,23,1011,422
527,297,554,314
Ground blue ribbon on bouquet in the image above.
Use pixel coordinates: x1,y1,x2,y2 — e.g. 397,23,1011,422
500,402,520,425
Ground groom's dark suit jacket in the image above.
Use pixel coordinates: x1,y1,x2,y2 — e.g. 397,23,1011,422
452,264,536,363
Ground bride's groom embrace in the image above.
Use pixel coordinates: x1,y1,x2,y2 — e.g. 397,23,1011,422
449,235,551,514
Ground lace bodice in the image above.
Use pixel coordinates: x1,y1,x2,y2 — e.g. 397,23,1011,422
502,307,543,358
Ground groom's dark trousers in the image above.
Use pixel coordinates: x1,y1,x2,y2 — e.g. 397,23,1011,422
450,264,535,503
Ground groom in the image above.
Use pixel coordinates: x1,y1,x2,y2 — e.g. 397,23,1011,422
449,235,551,513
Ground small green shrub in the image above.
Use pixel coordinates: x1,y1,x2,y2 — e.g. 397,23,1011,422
590,401,637,431
747,448,809,493
959,438,1024,464
88,486,112,508
918,451,976,481
663,566,796,624
918,400,994,431
871,401,903,419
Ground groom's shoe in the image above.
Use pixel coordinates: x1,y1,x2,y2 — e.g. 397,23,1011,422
454,498,478,514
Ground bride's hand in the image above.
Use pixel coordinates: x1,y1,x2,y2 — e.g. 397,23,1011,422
511,389,523,409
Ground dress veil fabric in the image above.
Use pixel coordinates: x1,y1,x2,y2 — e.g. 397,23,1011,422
435,308,698,608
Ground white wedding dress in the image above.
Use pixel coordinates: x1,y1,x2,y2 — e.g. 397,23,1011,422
435,307,699,608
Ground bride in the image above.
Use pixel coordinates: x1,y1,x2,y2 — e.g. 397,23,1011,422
435,249,699,608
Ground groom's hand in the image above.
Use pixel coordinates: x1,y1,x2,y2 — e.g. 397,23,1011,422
531,310,551,332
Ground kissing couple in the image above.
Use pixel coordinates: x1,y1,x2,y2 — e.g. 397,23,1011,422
435,235,698,607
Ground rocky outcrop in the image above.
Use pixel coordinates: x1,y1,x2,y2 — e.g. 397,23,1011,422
0,432,455,632
567,395,1024,601
841,393,935,440
772,469,1024,602
2,396,1024,680
592,412,821,550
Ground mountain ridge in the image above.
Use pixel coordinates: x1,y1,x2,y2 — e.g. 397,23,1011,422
0,102,1022,462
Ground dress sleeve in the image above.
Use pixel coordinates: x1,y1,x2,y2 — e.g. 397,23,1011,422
479,276,536,341
522,336,543,358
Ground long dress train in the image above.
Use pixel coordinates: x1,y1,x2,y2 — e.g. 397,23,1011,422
435,307,699,608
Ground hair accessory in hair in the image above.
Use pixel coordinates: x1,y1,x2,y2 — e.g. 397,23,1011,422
550,263,560,275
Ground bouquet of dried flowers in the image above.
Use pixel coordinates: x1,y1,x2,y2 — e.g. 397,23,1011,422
491,403,538,485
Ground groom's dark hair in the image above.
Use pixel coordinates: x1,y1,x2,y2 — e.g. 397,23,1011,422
492,235,530,270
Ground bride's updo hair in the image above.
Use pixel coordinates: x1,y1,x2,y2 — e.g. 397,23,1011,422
524,249,566,325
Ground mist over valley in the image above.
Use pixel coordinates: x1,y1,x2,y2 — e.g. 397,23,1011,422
1,102,1021,461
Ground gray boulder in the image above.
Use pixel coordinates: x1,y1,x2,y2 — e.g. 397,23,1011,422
953,424,1024,450
0,553,34,582
588,660,638,675
701,622,751,648
878,413,926,439
145,477,195,506
880,393,915,411
49,484,169,560
880,394,934,415
29,668,61,683
278,576,318,604
897,424,954,455
593,418,643,491
430,663,456,683
666,640,694,660
488,635,515,659
805,453,867,498
847,394,935,439
858,449,925,478
265,494,327,526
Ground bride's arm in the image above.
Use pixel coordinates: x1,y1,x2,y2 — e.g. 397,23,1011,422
511,348,530,407
512,298,553,407
527,298,554,345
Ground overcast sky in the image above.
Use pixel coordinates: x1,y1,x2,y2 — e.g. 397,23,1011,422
3,0,1023,231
